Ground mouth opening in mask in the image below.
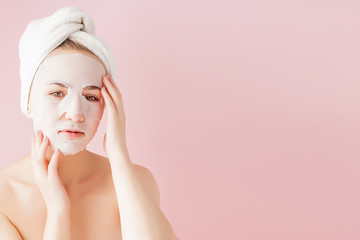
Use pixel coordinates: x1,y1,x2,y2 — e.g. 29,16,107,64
57,129,85,140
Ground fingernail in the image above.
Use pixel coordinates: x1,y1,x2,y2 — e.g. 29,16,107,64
42,136,47,142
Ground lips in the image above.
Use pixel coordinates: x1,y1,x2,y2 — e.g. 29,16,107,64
59,129,84,134
58,129,85,139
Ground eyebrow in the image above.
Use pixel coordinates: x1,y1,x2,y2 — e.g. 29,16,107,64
48,82,101,90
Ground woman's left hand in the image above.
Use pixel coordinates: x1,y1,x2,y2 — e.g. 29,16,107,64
101,73,129,160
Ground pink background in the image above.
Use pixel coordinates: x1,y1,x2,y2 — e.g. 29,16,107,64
1,1,360,239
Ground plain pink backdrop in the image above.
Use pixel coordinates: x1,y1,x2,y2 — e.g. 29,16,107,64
1,1,360,239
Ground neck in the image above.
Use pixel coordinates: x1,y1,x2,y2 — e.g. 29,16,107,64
43,147,94,187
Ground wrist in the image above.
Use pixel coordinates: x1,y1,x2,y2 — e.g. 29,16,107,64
46,206,70,216
108,149,131,163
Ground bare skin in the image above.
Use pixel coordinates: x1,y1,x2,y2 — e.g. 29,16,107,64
0,48,171,239
0,151,128,239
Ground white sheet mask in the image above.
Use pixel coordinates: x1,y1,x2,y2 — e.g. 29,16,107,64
28,53,106,155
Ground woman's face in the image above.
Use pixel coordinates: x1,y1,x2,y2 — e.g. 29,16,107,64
28,49,106,155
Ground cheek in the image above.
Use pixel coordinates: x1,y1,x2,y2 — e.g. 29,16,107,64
30,95,58,122
31,108,59,137
31,107,58,128
29,86,57,114
82,103,104,136
86,100,105,121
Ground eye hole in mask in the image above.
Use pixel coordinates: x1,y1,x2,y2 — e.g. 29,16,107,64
49,91,101,102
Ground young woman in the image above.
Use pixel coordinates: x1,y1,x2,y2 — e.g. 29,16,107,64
0,7,178,240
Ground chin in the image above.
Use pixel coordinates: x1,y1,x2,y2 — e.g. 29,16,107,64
50,139,88,156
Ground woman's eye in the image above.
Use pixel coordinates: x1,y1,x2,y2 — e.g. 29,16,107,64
50,91,64,97
49,92,99,102
85,95,99,102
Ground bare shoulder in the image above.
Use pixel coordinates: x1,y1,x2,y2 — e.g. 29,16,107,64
0,155,29,202
0,154,30,177
0,158,25,239
90,153,161,206
0,156,26,195
0,211,22,240
133,164,161,207
0,171,12,207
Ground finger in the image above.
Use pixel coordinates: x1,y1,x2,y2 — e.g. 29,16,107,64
32,132,42,165
39,136,49,172
101,87,117,116
33,133,49,179
108,74,125,113
33,161,48,180
103,75,121,110
103,75,125,113
105,74,122,97
39,136,49,162
35,130,44,152
48,149,61,180
103,133,107,152
31,134,38,163
31,134,35,156
31,135,39,171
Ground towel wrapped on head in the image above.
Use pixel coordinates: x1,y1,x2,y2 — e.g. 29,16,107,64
18,6,116,119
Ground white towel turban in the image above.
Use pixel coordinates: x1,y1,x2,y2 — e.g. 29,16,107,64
18,6,117,119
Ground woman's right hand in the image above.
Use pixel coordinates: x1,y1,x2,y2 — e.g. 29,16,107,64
31,130,70,213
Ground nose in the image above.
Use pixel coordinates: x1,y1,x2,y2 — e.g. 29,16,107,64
64,112,85,122
62,95,85,123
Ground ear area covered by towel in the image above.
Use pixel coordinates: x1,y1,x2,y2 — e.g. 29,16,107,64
18,6,117,119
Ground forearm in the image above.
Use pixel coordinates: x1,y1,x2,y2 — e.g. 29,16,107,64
110,152,177,240
43,209,71,240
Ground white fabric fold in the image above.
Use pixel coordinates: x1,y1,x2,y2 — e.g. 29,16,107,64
18,6,116,118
